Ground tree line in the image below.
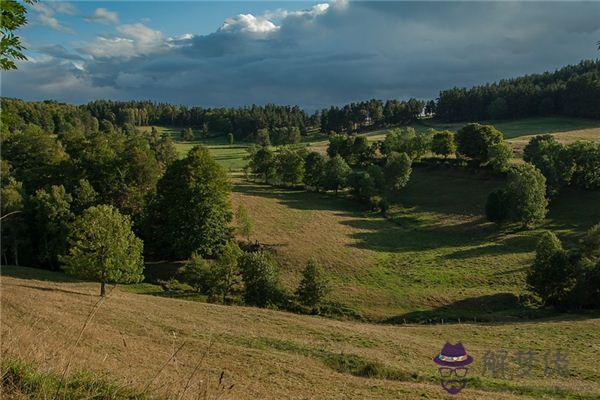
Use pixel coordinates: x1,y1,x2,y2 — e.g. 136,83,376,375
435,59,600,121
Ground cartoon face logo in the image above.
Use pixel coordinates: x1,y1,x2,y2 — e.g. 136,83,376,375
433,342,473,395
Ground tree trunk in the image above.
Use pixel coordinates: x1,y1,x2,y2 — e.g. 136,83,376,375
13,239,19,266
100,282,106,297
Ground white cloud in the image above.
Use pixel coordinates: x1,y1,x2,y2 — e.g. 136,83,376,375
83,23,166,59
264,3,329,19
31,2,75,34
219,14,279,36
86,8,119,25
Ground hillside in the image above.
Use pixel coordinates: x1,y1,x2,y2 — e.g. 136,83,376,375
2,267,599,399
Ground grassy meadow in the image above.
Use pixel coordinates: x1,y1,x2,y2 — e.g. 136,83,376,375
2,266,599,399
3,117,599,399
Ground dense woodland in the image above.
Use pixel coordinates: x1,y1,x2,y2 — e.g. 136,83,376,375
436,60,600,121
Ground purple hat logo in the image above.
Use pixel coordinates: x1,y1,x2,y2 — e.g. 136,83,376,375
433,342,473,395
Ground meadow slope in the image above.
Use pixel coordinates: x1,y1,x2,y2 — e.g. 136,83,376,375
2,267,599,400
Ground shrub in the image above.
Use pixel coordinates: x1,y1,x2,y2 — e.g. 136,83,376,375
456,123,503,165
235,205,253,242
239,251,282,307
227,132,234,145
61,204,144,296
178,252,212,293
211,241,243,302
296,259,330,308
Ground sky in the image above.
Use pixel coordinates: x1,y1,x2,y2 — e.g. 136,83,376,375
2,0,600,110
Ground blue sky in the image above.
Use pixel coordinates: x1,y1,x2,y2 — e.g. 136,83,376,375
3,1,600,110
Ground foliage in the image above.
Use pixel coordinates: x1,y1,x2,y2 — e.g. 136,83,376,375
178,252,212,293
235,205,253,242
239,251,282,307
271,126,301,145
436,60,600,121
255,128,271,146
380,127,431,160
487,141,513,173
430,130,456,158
455,123,503,165
296,259,330,308
26,185,74,269
527,227,600,309
347,170,376,203
523,135,574,195
323,155,351,194
505,164,548,227
383,152,412,197
0,161,26,265
211,241,243,302
249,146,277,183
182,127,194,141
568,141,600,190
275,147,305,186
61,204,144,296
227,132,234,145
303,151,326,190
0,0,33,70
145,146,232,259
71,179,98,214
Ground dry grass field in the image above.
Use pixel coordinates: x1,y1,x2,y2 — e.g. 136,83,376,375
2,267,599,399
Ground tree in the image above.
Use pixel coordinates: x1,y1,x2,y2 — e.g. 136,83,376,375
211,241,243,303
485,189,510,223
523,135,573,195
526,231,574,307
487,142,513,173
1,161,25,265
323,155,351,194
61,205,144,296
146,146,232,258
249,146,276,183
227,132,234,145
27,185,74,269
380,127,430,160
505,164,548,227
347,170,375,203
568,141,600,190
431,130,456,158
255,128,271,146
296,259,329,308
366,164,385,194
183,127,194,141
71,178,98,214
456,123,503,165
149,132,177,170
350,136,372,166
384,152,412,197
239,251,282,307
0,0,34,70
303,151,326,190
487,97,508,120
235,205,253,242
276,147,305,186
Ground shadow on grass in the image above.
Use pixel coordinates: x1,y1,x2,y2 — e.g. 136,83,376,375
383,293,600,324
1,265,79,283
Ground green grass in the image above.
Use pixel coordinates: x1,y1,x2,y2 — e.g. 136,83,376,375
1,358,149,399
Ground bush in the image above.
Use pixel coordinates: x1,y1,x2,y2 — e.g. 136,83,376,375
487,142,513,173
178,252,212,293
456,123,503,165
239,251,282,307
485,189,510,223
296,259,330,308
210,241,243,302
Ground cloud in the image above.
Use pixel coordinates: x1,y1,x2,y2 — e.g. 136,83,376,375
7,1,600,109
85,8,119,25
31,2,75,34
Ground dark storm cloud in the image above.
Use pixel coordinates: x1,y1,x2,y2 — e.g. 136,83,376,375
4,1,599,110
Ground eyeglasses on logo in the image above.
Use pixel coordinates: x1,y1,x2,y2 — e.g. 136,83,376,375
433,342,473,395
